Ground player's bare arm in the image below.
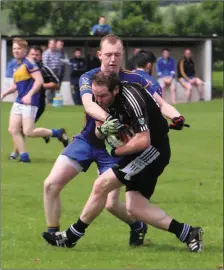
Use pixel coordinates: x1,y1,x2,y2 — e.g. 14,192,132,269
1,83,17,99
115,130,150,156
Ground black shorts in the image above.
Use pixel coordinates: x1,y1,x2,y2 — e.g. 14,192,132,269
112,136,171,199
35,97,46,122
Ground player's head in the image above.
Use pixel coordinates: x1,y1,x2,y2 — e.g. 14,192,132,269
135,50,156,74
92,71,120,108
184,48,192,59
12,38,28,60
98,34,124,73
28,46,42,63
162,48,170,59
73,48,81,58
99,16,106,25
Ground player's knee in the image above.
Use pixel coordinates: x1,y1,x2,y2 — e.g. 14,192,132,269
92,178,108,197
105,197,118,212
44,177,64,196
23,128,33,137
8,126,19,136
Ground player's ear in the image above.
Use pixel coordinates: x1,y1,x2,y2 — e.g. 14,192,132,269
114,86,119,95
97,50,102,61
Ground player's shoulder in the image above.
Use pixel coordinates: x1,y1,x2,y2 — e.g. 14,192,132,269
120,68,142,78
80,67,100,84
24,57,38,69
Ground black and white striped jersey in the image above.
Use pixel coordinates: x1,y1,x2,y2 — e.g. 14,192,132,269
109,82,169,145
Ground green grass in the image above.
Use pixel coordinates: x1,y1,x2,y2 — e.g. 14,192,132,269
1,100,223,269
212,71,223,90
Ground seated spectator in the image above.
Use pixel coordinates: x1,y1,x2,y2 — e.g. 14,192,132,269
86,48,101,71
157,48,176,104
69,48,86,105
6,58,17,78
91,16,112,36
126,48,140,71
177,48,204,102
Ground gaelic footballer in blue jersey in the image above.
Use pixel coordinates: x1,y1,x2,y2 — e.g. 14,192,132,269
1,38,68,163
42,35,187,246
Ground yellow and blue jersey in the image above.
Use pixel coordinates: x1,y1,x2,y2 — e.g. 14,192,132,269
78,68,157,147
133,69,162,97
13,57,40,107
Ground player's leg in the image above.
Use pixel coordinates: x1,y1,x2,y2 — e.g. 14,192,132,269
35,99,50,143
43,137,92,233
42,168,122,247
170,78,176,105
195,77,204,100
22,105,68,147
8,103,29,162
179,78,192,102
44,155,81,232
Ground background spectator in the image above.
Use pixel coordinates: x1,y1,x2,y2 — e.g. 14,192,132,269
177,48,204,102
91,16,112,36
42,39,63,104
86,48,101,71
126,48,140,71
157,48,176,104
40,45,47,53
69,48,86,105
56,39,66,83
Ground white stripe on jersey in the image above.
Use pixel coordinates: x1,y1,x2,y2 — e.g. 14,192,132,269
122,86,148,131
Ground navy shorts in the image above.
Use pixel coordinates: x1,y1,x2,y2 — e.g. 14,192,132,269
61,136,121,175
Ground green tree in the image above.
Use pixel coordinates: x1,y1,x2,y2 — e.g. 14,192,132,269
111,1,164,36
3,0,51,35
49,1,103,35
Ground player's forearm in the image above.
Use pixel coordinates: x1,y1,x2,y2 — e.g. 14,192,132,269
160,102,181,119
4,84,17,96
115,133,150,156
28,77,44,96
43,82,59,90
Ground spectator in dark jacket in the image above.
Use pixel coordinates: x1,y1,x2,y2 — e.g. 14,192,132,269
69,48,86,105
126,48,140,70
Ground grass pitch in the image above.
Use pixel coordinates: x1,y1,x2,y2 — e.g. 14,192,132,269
1,100,223,269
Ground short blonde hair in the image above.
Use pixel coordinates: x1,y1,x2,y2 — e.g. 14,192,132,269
99,34,123,50
12,37,28,48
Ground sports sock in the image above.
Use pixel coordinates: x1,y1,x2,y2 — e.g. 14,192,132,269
47,225,60,233
66,218,89,243
129,221,144,231
20,152,30,162
51,129,61,138
168,219,192,242
10,152,19,159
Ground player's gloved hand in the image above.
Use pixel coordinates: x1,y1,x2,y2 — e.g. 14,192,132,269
97,116,124,136
169,115,189,130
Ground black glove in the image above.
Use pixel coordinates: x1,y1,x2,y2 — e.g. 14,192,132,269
111,148,118,157
169,115,188,130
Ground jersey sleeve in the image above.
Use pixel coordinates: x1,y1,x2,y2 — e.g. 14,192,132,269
79,73,93,97
26,59,39,74
79,68,101,97
122,88,149,134
124,72,155,96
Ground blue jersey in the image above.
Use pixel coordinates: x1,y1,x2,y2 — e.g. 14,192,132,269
13,57,40,107
6,58,17,78
156,57,175,78
78,68,156,147
134,69,162,97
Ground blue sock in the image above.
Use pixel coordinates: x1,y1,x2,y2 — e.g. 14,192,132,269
20,152,30,162
51,129,61,138
129,221,143,231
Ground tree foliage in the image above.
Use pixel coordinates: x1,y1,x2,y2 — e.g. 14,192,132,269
111,1,164,36
49,1,103,35
3,0,51,35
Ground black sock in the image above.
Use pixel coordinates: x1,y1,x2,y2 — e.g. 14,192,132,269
168,219,192,242
129,221,143,231
47,225,60,233
66,218,89,242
